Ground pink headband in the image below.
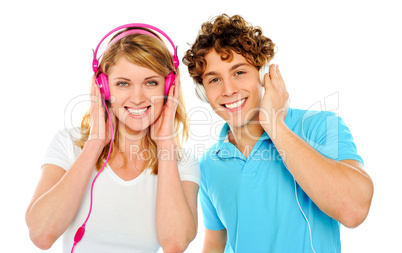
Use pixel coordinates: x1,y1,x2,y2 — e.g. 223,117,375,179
92,23,179,73
103,29,159,54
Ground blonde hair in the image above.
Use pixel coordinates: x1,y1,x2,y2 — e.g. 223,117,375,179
75,28,189,175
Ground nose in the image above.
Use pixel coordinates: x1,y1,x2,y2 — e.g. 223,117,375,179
221,78,239,97
129,85,146,105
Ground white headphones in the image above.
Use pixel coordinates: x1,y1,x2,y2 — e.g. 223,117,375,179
194,63,271,103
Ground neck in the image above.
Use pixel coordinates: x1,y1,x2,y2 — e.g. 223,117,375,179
228,122,265,158
108,125,149,172
117,125,148,156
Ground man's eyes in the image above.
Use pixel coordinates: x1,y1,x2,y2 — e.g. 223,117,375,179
206,70,247,85
209,78,219,83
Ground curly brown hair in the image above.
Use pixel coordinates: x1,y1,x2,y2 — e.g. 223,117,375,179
183,14,276,85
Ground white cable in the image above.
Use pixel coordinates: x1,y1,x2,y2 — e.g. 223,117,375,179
294,179,316,253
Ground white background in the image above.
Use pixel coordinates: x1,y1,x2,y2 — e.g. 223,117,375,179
1,0,401,252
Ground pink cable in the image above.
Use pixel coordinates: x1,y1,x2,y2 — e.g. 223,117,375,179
71,99,114,252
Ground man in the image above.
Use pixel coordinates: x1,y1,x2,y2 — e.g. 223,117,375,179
183,14,373,252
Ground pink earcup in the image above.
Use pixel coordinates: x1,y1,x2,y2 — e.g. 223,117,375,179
96,73,110,100
165,72,176,95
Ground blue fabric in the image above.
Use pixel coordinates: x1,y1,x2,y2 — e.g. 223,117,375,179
199,108,363,253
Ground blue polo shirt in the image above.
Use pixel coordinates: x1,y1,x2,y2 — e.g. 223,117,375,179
199,108,363,253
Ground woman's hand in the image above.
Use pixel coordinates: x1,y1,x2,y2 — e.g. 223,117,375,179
259,64,290,137
87,76,115,149
150,75,181,147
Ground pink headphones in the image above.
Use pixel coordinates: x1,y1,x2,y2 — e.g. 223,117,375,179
92,23,179,100
72,24,178,253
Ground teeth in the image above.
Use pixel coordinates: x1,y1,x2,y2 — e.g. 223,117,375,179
127,107,148,115
225,99,246,109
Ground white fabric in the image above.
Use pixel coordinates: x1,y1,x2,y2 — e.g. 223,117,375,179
43,128,201,253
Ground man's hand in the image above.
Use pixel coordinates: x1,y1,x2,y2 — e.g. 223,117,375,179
259,64,290,138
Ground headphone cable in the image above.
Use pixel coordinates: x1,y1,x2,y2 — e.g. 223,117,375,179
71,99,114,252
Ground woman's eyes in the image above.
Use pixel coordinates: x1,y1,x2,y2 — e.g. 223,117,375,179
146,81,158,86
116,81,158,87
117,82,129,87
235,71,245,76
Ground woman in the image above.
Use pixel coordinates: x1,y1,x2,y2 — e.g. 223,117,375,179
25,24,200,253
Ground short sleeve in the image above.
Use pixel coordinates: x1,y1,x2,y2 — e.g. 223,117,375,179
307,112,364,165
199,163,225,230
43,129,79,171
177,151,201,186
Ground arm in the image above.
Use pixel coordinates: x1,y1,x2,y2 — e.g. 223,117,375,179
25,77,111,249
202,228,227,253
272,123,373,228
152,77,199,252
25,141,104,249
260,65,373,228
155,142,199,252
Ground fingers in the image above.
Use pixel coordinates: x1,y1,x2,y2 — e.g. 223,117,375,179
170,74,180,98
267,64,287,93
90,76,106,125
276,66,287,93
268,64,279,89
174,74,181,100
90,76,102,106
263,65,276,90
165,74,180,109
90,76,96,96
105,112,116,141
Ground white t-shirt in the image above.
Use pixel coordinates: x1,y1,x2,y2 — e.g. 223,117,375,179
43,128,201,253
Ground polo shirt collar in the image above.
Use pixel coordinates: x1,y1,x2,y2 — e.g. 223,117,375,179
215,123,271,160
214,109,293,160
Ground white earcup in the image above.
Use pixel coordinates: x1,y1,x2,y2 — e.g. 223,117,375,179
259,63,271,86
195,83,209,103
